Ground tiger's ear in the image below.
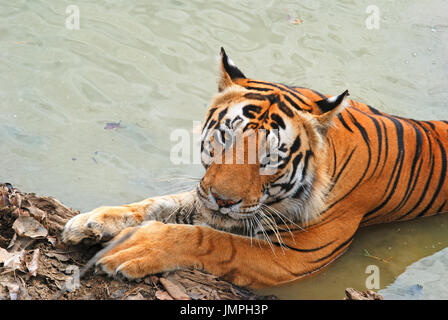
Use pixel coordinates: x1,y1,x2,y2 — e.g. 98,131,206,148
218,47,246,92
315,90,350,134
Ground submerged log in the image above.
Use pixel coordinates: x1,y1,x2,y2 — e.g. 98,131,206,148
0,183,275,300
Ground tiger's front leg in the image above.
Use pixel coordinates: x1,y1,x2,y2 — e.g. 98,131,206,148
95,210,364,288
62,191,197,245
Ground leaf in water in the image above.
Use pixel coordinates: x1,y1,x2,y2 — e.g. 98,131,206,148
104,121,124,130
12,216,48,239
287,14,303,24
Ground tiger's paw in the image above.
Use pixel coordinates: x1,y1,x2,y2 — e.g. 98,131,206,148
62,206,143,245
95,221,178,280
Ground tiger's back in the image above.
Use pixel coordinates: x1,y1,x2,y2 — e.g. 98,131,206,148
330,101,448,227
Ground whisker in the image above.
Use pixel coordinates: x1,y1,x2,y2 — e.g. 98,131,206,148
262,204,296,243
253,213,276,256
243,218,254,247
259,209,286,253
266,202,306,232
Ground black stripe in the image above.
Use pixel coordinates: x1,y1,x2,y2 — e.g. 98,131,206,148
277,99,295,117
247,80,310,107
378,119,389,176
363,113,383,177
244,92,269,101
282,93,303,111
270,113,286,129
311,233,356,263
398,153,435,220
301,150,313,182
289,135,302,155
271,240,335,252
366,105,383,115
246,86,272,92
325,110,372,211
278,135,302,171
424,121,436,131
242,104,261,119
390,120,424,213
289,152,304,182
337,113,353,133
436,200,447,214
328,147,357,193
217,107,228,123
207,119,216,130
364,117,405,218
397,119,436,220
203,107,218,130
416,137,447,217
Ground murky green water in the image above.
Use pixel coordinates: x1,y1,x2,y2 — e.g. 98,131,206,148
1,0,447,299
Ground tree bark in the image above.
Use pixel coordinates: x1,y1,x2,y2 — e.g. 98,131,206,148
0,183,275,300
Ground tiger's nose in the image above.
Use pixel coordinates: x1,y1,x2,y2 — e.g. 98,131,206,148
211,191,240,208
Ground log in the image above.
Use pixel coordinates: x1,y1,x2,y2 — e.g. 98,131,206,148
0,183,276,300
344,288,383,300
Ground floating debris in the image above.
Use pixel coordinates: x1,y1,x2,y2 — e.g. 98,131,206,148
104,121,125,130
363,249,392,263
287,13,303,25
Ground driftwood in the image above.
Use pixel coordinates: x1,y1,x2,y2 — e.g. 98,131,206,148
344,288,383,300
0,183,275,300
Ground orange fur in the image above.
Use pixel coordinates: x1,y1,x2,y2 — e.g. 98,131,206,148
63,49,448,288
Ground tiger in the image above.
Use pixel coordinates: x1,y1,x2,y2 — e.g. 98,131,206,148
62,48,448,288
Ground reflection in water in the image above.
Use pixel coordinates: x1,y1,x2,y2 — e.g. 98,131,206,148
0,0,447,299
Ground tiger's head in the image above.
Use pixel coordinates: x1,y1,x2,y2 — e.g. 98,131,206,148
197,48,349,233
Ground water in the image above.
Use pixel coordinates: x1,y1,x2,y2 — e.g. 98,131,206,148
379,247,448,300
1,0,447,299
